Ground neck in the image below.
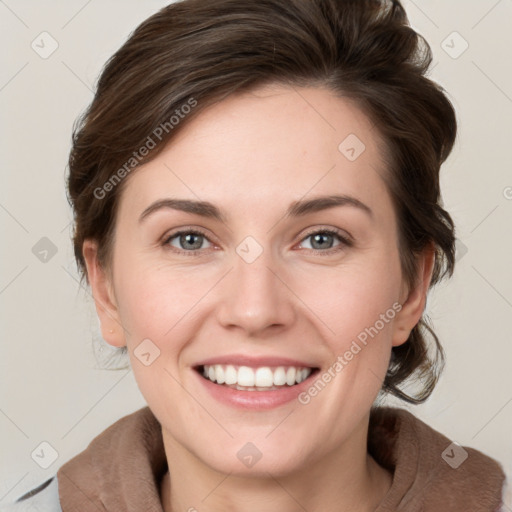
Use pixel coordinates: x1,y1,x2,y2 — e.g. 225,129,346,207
160,419,392,512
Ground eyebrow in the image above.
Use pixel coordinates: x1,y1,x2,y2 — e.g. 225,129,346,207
138,194,373,224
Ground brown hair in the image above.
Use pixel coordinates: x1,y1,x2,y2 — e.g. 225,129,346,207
67,0,457,404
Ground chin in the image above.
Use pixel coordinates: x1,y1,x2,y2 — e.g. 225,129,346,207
201,447,309,479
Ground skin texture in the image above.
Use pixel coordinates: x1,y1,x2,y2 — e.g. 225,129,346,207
83,84,434,512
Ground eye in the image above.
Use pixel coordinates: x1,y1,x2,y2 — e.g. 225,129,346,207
163,229,213,255
298,228,352,254
162,227,353,256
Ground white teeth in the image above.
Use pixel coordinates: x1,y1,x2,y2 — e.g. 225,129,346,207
255,367,274,387
224,365,237,385
296,368,310,384
272,366,287,386
286,367,296,386
216,365,225,384
201,364,313,389
238,366,255,387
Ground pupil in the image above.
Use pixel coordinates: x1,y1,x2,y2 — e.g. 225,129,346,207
182,234,202,250
313,233,332,249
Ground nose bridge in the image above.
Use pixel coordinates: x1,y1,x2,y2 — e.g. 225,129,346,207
216,237,295,334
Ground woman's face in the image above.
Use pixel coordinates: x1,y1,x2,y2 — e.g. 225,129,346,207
85,84,428,477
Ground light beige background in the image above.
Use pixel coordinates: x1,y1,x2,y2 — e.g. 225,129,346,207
1,0,511,502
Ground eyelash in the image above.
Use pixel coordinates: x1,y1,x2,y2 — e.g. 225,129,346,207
162,227,353,256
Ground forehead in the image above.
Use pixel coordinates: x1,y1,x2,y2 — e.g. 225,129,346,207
118,84,391,219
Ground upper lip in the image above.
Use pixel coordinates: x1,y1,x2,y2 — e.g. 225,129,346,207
194,355,318,368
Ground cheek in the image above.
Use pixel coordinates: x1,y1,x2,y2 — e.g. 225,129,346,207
114,257,210,342
292,253,402,408
294,254,401,343
113,267,198,408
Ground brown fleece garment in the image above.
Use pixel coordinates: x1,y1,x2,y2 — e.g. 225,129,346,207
57,406,505,511
369,407,506,511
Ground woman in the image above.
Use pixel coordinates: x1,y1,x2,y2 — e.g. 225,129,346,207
6,0,509,510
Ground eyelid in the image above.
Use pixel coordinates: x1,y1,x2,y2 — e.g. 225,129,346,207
162,225,215,241
298,225,354,245
160,227,216,257
295,227,354,255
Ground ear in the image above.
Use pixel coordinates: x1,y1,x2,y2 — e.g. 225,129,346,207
392,244,436,347
82,239,126,348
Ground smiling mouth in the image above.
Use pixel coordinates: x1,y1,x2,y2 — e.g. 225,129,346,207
195,364,319,391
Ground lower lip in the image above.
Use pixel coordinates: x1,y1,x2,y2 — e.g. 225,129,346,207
194,369,317,410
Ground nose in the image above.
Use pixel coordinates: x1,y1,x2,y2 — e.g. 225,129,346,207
215,244,296,336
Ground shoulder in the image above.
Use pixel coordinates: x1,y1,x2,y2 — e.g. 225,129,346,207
0,476,62,511
370,406,508,510
499,472,512,511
